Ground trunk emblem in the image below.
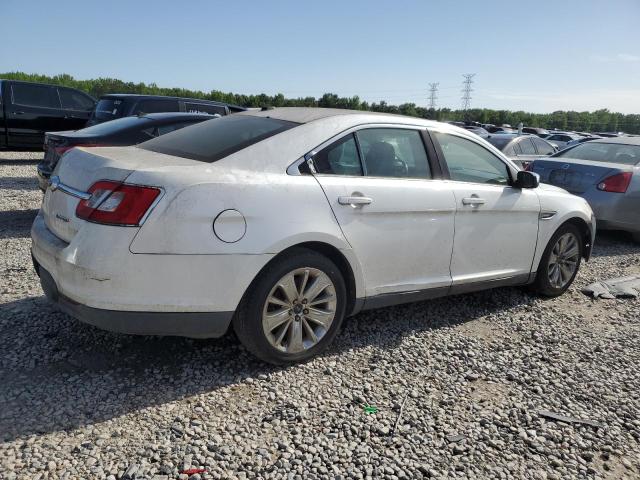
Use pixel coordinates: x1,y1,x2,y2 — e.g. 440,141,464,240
55,213,70,223
49,175,61,191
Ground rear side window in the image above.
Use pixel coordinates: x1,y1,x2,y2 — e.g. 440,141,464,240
532,137,555,155
59,88,94,111
11,83,59,109
94,98,124,121
185,102,226,116
434,132,511,185
135,99,180,114
139,115,298,162
518,138,536,154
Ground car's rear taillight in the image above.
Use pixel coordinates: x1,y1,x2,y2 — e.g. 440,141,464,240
75,181,161,226
54,145,73,156
55,144,106,156
597,172,632,193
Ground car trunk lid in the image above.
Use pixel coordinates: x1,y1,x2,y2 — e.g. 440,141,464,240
41,146,196,243
531,158,625,194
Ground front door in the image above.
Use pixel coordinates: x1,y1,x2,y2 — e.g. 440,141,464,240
310,127,457,298
430,130,540,287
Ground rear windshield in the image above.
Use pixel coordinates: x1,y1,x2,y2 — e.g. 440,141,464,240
486,136,514,150
138,115,298,162
555,142,640,165
78,116,150,135
93,98,124,121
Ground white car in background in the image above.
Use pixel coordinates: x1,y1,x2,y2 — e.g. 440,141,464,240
31,108,596,364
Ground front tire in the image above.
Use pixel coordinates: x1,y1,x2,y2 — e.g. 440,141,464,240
233,248,347,365
531,223,583,297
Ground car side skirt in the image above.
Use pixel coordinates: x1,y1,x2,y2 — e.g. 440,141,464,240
357,273,532,313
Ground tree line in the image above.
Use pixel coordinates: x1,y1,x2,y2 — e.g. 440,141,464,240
3,71,640,134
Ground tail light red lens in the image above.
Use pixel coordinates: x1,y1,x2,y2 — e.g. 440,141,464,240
597,172,632,193
75,181,161,226
54,146,73,156
54,144,106,156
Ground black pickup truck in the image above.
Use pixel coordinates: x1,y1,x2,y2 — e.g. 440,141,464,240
0,80,96,150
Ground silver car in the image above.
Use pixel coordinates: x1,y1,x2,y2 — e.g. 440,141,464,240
532,137,640,242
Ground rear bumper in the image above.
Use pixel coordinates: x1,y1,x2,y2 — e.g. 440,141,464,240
582,191,639,234
30,211,273,338
35,261,233,338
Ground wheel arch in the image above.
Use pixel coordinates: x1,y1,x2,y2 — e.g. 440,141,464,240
564,216,594,261
239,241,364,318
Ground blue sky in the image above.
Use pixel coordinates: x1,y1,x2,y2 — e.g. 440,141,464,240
2,0,640,113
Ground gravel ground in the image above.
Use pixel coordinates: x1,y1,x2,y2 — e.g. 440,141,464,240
1,150,639,480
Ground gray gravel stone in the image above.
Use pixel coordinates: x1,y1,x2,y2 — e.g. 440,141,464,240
0,150,639,479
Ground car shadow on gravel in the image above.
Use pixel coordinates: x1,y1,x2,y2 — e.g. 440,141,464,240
0,209,39,239
0,286,536,442
0,176,40,191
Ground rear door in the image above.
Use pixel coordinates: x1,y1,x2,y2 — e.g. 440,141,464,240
430,130,540,288
57,87,95,130
6,82,65,147
310,126,456,299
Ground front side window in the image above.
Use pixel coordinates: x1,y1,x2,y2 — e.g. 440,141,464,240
59,88,94,111
11,83,59,109
433,132,511,185
139,115,298,162
356,128,431,179
313,134,362,176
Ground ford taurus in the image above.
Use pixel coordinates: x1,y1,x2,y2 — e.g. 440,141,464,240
31,108,596,364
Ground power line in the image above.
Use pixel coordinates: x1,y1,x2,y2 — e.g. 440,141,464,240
461,73,476,111
428,82,439,109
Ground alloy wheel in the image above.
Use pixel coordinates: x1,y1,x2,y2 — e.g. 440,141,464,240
547,232,580,289
262,267,337,353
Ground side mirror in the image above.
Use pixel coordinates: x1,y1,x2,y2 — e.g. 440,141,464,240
515,170,540,189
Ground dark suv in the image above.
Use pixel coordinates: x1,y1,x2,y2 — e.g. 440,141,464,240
0,80,96,149
88,94,246,126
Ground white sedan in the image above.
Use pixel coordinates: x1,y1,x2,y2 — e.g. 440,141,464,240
31,108,596,364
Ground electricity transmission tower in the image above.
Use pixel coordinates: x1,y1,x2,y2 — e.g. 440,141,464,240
461,74,476,111
428,82,439,109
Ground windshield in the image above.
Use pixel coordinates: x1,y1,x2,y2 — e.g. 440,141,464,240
77,116,150,135
92,98,124,122
138,115,298,162
555,142,640,165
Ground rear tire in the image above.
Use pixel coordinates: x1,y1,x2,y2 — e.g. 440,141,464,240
233,248,347,365
531,223,583,297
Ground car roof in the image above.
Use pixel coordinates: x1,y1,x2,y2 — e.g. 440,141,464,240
99,93,244,109
239,107,439,126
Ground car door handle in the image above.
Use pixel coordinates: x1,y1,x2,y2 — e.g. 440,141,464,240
338,195,373,207
12,111,25,115
462,197,486,206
